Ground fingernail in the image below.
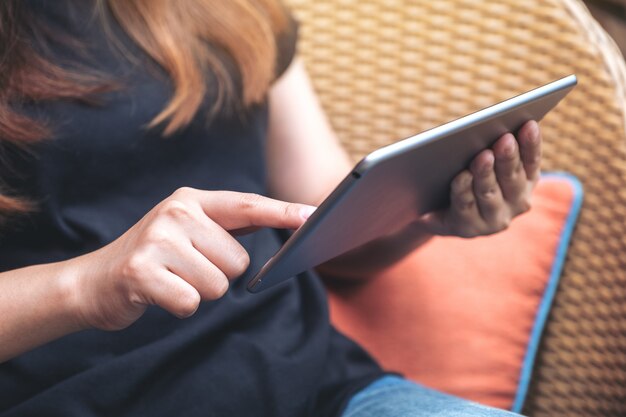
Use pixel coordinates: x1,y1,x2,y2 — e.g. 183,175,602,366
526,121,539,143
461,173,471,187
503,139,516,156
300,206,316,220
482,154,494,173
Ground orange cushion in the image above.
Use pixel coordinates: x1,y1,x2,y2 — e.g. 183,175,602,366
327,174,582,411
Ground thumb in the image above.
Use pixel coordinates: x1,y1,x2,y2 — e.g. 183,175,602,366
416,211,448,236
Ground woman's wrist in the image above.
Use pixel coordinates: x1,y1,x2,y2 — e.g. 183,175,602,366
0,257,97,362
54,256,94,333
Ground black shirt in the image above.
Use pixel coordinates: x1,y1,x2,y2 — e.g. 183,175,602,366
0,1,383,416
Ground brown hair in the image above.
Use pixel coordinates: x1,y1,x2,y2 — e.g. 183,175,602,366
0,0,288,221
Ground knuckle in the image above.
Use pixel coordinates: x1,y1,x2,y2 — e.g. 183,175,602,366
158,199,192,220
172,186,196,200
238,193,264,210
143,225,174,247
282,203,301,224
283,203,292,221
121,252,149,280
478,187,499,200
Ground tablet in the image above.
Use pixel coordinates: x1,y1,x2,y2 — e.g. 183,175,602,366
247,74,577,293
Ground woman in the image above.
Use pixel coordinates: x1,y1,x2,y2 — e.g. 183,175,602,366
0,1,540,416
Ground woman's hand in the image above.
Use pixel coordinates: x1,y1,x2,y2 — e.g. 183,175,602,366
419,120,542,238
70,188,315,331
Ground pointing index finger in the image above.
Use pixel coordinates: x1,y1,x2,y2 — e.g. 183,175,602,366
198,191,316,232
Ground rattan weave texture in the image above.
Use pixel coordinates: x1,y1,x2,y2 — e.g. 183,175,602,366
284,0,626,415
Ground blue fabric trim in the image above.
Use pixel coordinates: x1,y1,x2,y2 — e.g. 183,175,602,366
345,376,521,416
363,375,407,390
511,172,584,413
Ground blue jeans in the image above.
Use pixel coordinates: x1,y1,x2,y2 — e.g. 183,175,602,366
342,376,522,417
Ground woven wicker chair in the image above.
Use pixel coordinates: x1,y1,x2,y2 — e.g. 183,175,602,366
284,0,626,415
